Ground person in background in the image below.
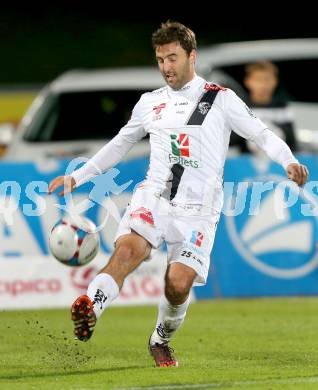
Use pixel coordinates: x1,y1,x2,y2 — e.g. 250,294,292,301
231,61,298,155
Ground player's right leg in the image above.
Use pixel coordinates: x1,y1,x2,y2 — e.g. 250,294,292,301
72,231,151,341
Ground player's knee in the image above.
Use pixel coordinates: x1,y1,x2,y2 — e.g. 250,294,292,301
115,244,135,261
115,241,149,262
165,277,191,301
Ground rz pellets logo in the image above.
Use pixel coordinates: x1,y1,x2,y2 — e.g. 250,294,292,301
170,134,190,157
168,133,199,168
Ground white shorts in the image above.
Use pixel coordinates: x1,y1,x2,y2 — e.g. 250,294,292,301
114,186,220,286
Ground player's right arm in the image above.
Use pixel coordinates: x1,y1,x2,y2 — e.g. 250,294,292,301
48,175,76,196
48,96,146,195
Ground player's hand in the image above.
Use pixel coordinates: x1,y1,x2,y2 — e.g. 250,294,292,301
48,175,76,196
286,163,309,187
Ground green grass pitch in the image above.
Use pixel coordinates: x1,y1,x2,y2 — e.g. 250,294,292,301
1,298,318,390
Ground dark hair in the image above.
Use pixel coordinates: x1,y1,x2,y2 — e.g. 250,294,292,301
152,20,196,56
245,61,279,77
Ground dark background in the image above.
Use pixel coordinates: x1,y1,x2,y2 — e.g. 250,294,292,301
1,3,317,84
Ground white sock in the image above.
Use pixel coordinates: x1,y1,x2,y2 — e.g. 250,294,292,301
87,273,119,319
150,295,190,345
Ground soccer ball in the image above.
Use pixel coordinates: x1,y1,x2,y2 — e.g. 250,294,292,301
49,216,100,266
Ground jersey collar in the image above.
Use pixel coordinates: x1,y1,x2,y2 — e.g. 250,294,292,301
167,75,205,99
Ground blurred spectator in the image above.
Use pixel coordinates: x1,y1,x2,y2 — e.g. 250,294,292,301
230,61,298,154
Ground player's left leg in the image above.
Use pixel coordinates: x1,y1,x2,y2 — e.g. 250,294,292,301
149,210,219,367
149,263,196,367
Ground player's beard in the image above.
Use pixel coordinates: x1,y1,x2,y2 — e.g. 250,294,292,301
165,73,178,88
165,71,189,90
164,62,192,90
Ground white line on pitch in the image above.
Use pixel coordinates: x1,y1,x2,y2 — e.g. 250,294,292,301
112,375,318,390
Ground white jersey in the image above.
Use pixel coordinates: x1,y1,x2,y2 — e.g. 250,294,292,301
72,75,298,211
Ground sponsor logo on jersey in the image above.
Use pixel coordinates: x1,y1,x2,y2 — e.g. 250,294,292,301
168,154,199,168
153,103,166,114
174,101,188,114
174,101,188,106
169,133,199,168
204,83,226,91
152,103,166,121
190,231,204,247
130,207,154,225
170,134,189,157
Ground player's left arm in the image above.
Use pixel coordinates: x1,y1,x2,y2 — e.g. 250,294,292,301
286,162,308,186
224,89,309,187
252,129,309,186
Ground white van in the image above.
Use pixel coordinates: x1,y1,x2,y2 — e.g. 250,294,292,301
4,67,164,162
5,39,318,161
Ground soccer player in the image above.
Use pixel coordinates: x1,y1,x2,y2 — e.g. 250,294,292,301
48,21,308,367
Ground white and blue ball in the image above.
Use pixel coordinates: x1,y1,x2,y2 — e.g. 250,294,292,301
49,216,99,266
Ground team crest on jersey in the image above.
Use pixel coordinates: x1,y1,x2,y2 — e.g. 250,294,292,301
168,133,199,168
190,231,204,247
198,102,211,115
152,102,166,121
